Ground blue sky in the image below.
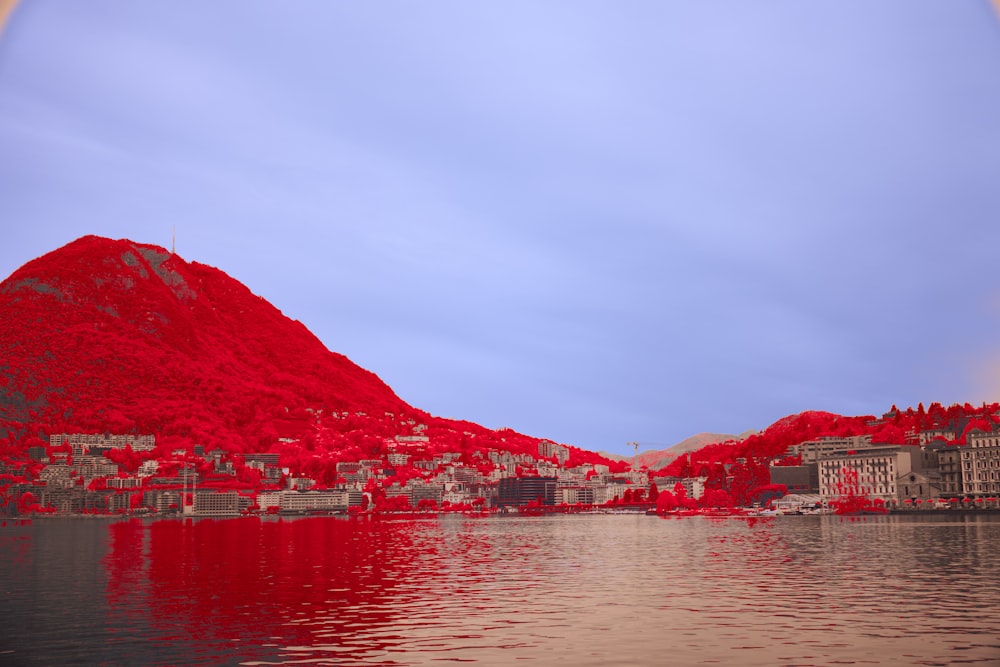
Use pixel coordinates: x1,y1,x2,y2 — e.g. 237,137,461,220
2,2,1000,456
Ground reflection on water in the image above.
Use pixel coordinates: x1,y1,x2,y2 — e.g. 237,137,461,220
0,514,998,666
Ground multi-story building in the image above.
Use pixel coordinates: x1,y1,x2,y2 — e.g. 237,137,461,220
411,483,444,506
394,435,429,444
138,460,159,477
39,464,74,488
556,485,596,505
143,490,181,512
387,452,410,467
923,443,964,496
193,491,240,516
539,441,569,465
244,453,280,467
818,446,938,503
919,430,956,445
384,484,411,505
278,490,349,513
962,430,1000,496
769,464,819,494
257,491,281,511
49,433,155,452
789,435,874,464
498,476,556,507
75,455,119,481
653,476,707,500
287,477,315,490
106,477,142,489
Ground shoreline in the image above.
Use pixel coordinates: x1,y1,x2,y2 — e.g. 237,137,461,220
8,505,1000,521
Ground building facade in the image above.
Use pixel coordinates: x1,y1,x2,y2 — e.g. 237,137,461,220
962,431,1000,496
818,446,926,503
497,476,556,507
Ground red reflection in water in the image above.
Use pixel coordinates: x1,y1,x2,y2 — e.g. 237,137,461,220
103,516,450,665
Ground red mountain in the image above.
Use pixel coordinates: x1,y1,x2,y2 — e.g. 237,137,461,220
0,236,599,470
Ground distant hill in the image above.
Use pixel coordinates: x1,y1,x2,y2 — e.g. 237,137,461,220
599,432,751,470
629,432,748,470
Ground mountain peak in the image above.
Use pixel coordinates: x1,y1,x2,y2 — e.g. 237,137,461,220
0,235,413,449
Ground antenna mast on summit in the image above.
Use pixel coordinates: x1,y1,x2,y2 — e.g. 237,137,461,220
171,225,176,254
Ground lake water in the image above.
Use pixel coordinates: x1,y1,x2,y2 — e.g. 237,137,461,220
1,513,998,666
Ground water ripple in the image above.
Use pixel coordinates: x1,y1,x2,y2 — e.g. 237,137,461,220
1,515,999,666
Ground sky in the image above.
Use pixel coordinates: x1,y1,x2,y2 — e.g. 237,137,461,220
2,2,1000,457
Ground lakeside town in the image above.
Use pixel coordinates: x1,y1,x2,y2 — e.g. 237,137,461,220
3,413,1000,518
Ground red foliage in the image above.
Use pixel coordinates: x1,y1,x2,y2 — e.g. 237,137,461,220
0,236,626,501
0,236,414,451
828,467,886,515
699,488,734,509
655,491,678,513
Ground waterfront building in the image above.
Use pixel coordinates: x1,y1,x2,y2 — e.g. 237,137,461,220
497,476,556,507
257,491,281,510
193,491,241,516
898,469,942,502
278,490,349,513
818,446,939,503
652,475,707,500
924,443,964,496
962,430,1000,496
556,485,596,505
40,487,110,513
411,483,444,505
769,464,819,494
143,490,181,513
384,484,411,505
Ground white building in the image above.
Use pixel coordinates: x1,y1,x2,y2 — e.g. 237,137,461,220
818,446,935,503
962,430,1000,496
278,490,349,512
789,435,874,464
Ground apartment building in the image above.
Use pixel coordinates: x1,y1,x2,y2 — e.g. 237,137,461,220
818,446,937,503
789,435,874,464
962,430,1000,496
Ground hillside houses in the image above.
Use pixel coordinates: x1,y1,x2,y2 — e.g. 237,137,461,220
6,415,1000,518
2,429,646,516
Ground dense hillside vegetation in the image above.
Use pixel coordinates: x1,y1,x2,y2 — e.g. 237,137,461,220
0,237,602,471
650,404,999,507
